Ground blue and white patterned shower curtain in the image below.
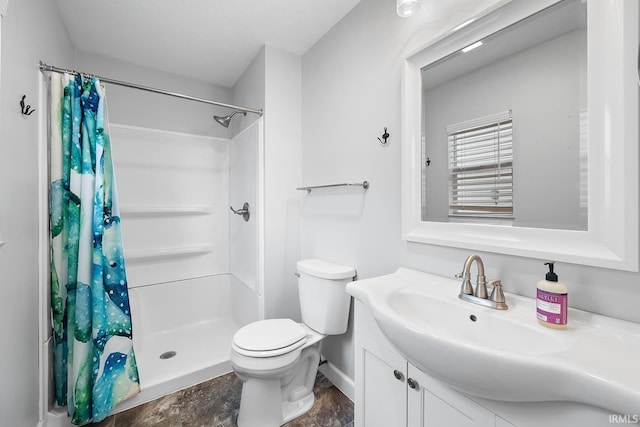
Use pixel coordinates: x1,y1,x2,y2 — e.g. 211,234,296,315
49,73,140,425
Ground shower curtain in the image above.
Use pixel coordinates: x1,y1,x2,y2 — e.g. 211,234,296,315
49,73,140,425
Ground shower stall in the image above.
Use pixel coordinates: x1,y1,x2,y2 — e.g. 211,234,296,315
109,121,263,412
39,69,265,424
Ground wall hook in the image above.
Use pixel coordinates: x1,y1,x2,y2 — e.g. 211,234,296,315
425,157,431,166
378,127,390,146
20,95,36,116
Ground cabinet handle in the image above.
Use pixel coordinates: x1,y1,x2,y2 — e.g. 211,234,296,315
407,378,418,389
393,370,404,381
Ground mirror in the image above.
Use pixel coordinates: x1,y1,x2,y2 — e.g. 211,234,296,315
421,0,587,231
401,0,638,271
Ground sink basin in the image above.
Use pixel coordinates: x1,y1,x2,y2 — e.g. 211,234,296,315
346,267,640,414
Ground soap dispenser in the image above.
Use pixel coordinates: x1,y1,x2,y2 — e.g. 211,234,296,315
536,262,568,329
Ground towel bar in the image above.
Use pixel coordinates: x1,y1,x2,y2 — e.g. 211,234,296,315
296,181,369,193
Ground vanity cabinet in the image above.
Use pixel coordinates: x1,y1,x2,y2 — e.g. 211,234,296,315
406,365,500,427
354,300,616,427
354,300,511,427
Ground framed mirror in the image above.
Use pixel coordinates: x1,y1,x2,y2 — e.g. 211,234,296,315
401,0,638,271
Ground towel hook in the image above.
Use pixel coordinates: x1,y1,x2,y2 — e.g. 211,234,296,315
20,95,36,117
378,127,390,146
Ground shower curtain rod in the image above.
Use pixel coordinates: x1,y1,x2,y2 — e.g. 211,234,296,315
39,61,263,116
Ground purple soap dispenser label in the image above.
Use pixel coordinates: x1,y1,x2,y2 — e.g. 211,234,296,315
536,289,568,325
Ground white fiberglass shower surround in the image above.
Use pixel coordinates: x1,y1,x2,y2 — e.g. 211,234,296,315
38,70,265,425
112,121,264,410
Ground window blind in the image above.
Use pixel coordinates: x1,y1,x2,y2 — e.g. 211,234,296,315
447,111,513,218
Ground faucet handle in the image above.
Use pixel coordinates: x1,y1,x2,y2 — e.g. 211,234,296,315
489,280,506,303
456,272,474,295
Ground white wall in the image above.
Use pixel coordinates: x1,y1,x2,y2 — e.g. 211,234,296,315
74,51,232,137
233,45,302,321
0,0,74,425
301,0,640,383
263,47,302,320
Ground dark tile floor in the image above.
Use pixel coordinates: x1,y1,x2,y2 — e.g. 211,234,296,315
90,371,353,427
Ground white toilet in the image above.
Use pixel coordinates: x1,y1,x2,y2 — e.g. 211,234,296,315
231,258,356,427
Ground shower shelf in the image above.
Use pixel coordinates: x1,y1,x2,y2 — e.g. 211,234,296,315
125,245,214,263
119,206,213,217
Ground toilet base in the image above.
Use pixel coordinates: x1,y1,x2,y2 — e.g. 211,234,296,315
236,378,316,427
237,377,283,427
234,343,321,427
282,388,314,424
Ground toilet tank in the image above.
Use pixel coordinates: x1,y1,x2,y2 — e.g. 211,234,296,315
296,259,356,335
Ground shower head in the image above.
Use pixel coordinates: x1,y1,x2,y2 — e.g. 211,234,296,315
213,111,247,128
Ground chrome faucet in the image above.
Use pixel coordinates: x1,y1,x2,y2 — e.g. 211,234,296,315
458,254,487,298
456,254,508,310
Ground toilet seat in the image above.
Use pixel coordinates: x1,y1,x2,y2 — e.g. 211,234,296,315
233,319,308,358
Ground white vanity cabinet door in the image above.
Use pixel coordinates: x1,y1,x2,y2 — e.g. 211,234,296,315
360,348,407,427
407,365,495,427
354,301,408,427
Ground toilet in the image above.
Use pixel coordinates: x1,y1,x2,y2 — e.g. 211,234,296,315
231,258,356,427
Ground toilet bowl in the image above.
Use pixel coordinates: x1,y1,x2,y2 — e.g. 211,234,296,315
230,259,356,427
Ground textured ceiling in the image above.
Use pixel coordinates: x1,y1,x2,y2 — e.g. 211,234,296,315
54,0,361,88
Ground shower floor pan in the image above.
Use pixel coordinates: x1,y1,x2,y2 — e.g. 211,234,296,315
115,315,240,413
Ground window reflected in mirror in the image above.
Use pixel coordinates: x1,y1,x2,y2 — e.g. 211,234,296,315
447,110,513,220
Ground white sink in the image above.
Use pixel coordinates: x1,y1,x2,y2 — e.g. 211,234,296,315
346,267,640,414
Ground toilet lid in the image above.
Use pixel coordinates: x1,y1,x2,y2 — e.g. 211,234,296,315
233,319,307,353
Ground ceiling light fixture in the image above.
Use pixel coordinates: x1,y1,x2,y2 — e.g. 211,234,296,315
397,0,420,17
